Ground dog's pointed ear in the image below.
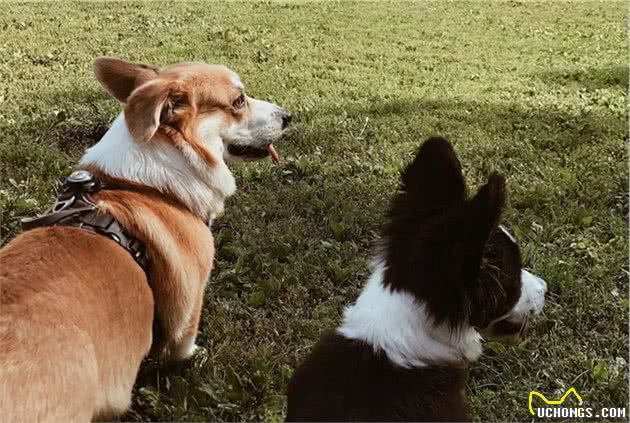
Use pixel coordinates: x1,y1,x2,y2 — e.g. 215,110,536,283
460,173,506,276
467,173,506,243
94,57,160,102
401,136,466,206
462,173,509,328
124,79,182,143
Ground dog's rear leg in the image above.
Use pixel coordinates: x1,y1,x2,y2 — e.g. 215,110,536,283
170,288,205,361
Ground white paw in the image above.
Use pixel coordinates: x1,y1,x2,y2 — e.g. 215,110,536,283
171,337,199,361
187,343,199,356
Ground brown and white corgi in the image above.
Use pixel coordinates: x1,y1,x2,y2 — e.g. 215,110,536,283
0,57,290,422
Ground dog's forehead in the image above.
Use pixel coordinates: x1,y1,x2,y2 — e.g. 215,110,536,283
162,63,242,88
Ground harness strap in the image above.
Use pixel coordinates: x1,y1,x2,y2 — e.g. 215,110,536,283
20,170,149,271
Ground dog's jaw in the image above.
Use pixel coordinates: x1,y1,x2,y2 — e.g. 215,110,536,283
337,260,483,369
80,113,236,221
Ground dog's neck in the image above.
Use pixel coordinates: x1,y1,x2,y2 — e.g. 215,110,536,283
338,260,483,369
80,113,236,222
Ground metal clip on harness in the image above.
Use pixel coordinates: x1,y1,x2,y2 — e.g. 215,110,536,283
20,170,148,270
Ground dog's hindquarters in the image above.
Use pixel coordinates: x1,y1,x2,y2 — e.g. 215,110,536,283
0,227,154,421
0,316,99,423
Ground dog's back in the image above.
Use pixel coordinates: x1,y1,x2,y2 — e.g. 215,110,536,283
0,227,153,422
286,331,468,422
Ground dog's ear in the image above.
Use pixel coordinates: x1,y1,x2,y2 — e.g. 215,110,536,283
401,136,466,207
466,173,506,251
459,173,506,282
124,79,187,143
94,57,160,102
463,174,516,328
426,173,507,329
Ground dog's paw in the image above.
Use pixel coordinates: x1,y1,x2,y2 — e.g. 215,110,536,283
170,336,199,361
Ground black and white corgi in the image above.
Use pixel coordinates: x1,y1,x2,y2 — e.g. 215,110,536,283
286,136,547,422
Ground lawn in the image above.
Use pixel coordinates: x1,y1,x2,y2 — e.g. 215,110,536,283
0,1,627,422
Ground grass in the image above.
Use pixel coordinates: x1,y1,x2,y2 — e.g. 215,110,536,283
0,1,627,422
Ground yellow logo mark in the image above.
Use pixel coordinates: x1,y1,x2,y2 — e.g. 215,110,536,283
528,387,583,415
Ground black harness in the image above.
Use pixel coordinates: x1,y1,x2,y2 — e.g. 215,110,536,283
21,170,149,271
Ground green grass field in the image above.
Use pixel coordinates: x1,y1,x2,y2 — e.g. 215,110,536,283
0,1,627,422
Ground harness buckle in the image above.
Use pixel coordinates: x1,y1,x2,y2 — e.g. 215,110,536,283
20,171,99,230
64,170,100,194
19,170,149,272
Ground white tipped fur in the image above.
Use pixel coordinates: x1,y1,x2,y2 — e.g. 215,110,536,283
80,114,235,221
338,261,483,369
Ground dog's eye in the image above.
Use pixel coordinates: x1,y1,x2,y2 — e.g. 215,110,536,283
232,94,246,109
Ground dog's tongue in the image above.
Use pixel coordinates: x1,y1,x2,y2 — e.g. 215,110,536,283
268,144,280,163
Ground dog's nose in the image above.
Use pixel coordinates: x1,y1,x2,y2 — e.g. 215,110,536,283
281,113,292,129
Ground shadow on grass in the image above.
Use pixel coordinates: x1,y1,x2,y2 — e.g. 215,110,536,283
319,96,627,156
536,65,629,90
49,122,110,154
12,86,112,155
310,97,628,223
